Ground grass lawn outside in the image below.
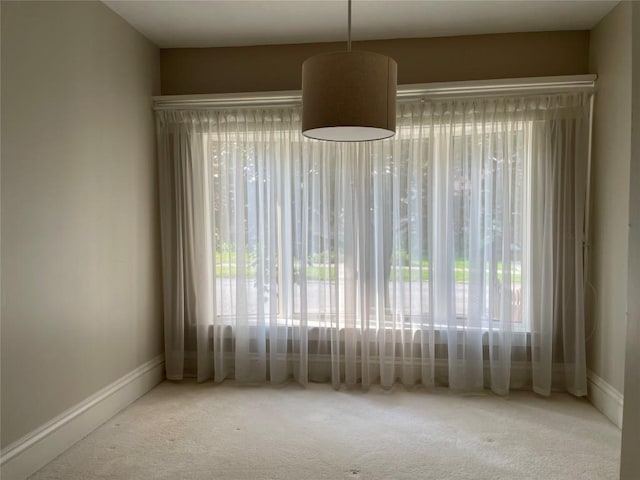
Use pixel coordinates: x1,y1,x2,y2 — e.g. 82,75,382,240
215,252,521,283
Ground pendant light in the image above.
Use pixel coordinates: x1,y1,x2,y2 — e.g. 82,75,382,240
301,0,397,141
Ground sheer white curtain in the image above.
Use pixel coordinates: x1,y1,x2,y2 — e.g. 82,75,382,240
156,92,590,395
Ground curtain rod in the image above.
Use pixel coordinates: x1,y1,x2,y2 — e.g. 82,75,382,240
153,74,597,110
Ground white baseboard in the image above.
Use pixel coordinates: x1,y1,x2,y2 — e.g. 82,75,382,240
0,355,165,480
587,369,624,428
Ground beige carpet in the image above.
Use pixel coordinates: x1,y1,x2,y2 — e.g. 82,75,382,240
30,381,621,480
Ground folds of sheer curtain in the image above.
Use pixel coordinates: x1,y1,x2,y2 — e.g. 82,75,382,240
156,93,590,395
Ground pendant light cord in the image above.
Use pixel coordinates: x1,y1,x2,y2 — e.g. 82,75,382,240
347,0,352,52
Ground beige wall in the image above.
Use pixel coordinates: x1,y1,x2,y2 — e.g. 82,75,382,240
160,31,590,95
0,0,162,448
587,1,633,394
620,3,640,477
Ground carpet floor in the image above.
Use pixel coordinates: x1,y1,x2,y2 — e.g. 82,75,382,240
30,381,621,480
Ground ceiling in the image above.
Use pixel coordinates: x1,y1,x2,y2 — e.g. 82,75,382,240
103,0,618,49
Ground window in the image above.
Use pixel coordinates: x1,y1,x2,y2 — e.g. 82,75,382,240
204,109,531,333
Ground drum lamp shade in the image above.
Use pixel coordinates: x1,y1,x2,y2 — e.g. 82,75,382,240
302,50,397,142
